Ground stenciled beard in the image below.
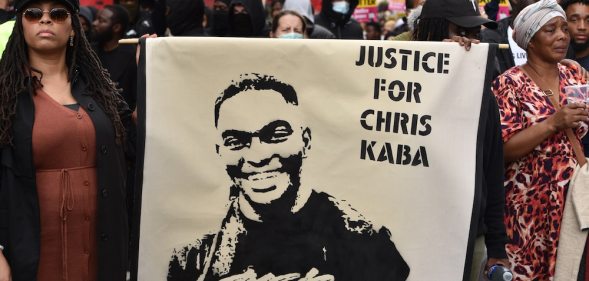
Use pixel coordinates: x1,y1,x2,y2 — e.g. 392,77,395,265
227,152,304,221
571,39,589,55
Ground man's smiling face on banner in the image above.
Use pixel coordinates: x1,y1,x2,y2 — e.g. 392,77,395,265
216,90,311,205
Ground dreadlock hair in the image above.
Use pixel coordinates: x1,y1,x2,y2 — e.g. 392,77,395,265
0,5,126,146
412,17,450,42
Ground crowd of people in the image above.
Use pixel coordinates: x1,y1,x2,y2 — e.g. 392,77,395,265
1,0,589,280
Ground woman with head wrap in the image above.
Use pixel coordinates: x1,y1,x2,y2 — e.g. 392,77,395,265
492,0,589,279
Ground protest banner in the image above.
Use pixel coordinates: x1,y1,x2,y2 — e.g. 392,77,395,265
352,0,378,22
388,0,405,13
79,0,112,9
133,38,496,281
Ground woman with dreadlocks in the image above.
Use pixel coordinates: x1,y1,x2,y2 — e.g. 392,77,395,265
0,0,132,279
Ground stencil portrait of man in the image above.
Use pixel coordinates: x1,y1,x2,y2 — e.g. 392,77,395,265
167,73,410,281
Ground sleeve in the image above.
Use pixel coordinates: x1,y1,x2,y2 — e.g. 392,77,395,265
483,95,508,259
491,74,523,143
122,56,137,111
0,147,7,253
116,91,136,160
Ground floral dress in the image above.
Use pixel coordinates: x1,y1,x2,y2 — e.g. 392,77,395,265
492,64,587,281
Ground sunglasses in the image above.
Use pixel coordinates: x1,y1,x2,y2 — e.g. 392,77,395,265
23,8,71,22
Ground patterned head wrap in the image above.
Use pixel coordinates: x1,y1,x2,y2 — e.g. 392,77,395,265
513,0,566,49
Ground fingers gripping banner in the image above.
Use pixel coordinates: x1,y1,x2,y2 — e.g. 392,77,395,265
135,38,494,281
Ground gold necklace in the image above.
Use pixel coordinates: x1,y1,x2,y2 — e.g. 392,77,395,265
524,63,558,97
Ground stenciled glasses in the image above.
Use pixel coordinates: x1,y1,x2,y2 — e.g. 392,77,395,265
23,7,71,23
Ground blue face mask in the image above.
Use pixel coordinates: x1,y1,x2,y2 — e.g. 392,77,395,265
332,1,350,15
278,32,304,39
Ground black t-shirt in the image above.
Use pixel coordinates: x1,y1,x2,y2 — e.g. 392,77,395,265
95,44,137,110
168,191,410,281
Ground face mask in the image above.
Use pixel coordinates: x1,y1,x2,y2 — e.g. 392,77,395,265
332,1,349,15
231,13,253,37
278,32,303,39
212,10,229,36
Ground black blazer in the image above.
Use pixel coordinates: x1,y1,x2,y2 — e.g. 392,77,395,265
0,74,132,281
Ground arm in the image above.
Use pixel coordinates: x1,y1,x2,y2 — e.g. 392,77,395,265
491,73,589,163
503,103,588,162
483,95,509,269
483,95,508,258
116,91,136,160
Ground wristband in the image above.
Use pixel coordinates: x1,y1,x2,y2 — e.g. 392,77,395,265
0,244,4,251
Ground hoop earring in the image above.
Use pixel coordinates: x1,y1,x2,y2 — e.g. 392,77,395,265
69,36,74,47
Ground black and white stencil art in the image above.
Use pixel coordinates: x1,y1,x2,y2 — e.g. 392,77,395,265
166,74,410,281
136,38,493,281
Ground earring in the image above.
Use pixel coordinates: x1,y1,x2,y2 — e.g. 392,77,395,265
69,36,74,47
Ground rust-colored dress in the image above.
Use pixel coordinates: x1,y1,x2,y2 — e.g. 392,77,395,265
32,89,98,281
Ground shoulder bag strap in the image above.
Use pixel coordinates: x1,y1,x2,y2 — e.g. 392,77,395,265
545,90,587,166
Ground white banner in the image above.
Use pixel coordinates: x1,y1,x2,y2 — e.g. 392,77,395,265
136,38,492,281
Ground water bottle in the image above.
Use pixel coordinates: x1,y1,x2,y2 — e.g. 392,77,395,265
487,264,513,281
